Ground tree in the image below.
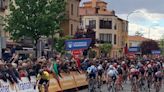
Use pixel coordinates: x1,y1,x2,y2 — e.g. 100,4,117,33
54,36,73,54
135,31,143,36
140,40,160,55
4,0,66,56
88,50,97,58
160,35,164,55
99,43,112,57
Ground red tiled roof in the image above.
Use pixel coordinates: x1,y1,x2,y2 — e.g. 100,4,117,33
128,36,149,41
83,0,107,4
79,7,113,16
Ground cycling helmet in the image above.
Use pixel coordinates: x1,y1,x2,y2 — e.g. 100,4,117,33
97,65,103,70
39,69,44,74
131,65,135,68
122,61,125,64
118,65,121,68
147,64,152,68
130,68,136,73
109,65,113,69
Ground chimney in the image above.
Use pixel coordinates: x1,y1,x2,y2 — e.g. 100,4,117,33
111,10,115,15
92,0,97,8
95,6,100,14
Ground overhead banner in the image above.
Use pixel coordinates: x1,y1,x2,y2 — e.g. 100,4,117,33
65,38,92,51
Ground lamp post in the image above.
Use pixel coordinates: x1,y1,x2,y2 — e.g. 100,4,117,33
148,24,158,39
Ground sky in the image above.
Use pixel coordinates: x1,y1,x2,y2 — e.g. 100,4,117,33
80,0,164,40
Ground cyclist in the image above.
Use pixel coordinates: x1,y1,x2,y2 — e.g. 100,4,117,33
138,65,146,91
129,65,140,92
87,63,97,92
107,65,118,91
115,65,123,91
121,61,128,83
36,69,50,92
97,63,104,88
154,69,162,92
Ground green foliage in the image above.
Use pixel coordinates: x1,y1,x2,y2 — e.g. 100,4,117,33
4,0,66,41
54,36,73,54
88,50,97,58
135,31,143,37
99,43,112,56
140,40,159,55
160,35,164,55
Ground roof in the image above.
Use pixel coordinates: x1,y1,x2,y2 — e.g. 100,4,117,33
83,0,107,4
128,36,149,41
79,7,114,16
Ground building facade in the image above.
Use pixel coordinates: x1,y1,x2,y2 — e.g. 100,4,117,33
80,0,128,57
61,0,81,36
128,36,149,47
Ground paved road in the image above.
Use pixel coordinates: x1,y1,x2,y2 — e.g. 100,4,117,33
79,81,164,92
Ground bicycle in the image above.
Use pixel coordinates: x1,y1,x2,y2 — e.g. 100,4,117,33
107,76,116,92
154,80,160,92
88,78,96,92
154,77,162,92
97,73,103,89
147,75,152,92
139,75,146,91
131,77,139,92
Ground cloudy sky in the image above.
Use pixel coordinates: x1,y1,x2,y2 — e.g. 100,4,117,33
80,0,164,40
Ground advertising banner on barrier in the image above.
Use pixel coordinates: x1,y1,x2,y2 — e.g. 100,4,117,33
0,80,16,92
71,72,88,87
59,73,76,90
15,77,38,92
49,75,61,92
65,38,92,51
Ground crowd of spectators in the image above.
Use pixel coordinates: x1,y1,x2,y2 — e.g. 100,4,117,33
0,47,164,86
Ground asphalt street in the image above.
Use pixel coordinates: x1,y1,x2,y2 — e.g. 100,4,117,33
79,81,164,92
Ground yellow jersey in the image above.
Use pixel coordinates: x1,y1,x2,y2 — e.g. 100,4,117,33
37,71,50,80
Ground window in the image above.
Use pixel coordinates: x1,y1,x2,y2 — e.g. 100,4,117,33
89,20,96,29
0,0,7,11
71,24,73,35
114,34,117,45
71,4,73,15
99,34,112,43
114,24,117,30
99,19,112,29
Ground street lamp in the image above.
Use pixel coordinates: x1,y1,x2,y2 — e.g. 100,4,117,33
148,24,158,39
126,10,144,21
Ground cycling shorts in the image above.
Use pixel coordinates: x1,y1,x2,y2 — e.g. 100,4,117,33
89,73,96,79
132,74,139,80
98,70,103,77
39,79,49,85
112,75,117,82
154,76,162,82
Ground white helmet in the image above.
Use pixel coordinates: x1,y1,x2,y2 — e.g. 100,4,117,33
131,65,135,68
109,65,113,69
130,68,136,73
122,61,125,64
98,65,103,70
148,64,152,68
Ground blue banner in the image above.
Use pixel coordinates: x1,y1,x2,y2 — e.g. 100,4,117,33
128,47,141,52
151,50,161,55
65,38,92,51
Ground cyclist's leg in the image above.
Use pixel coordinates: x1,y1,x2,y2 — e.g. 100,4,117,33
38,79,45,92
107,76,112,91
44,80,49,92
